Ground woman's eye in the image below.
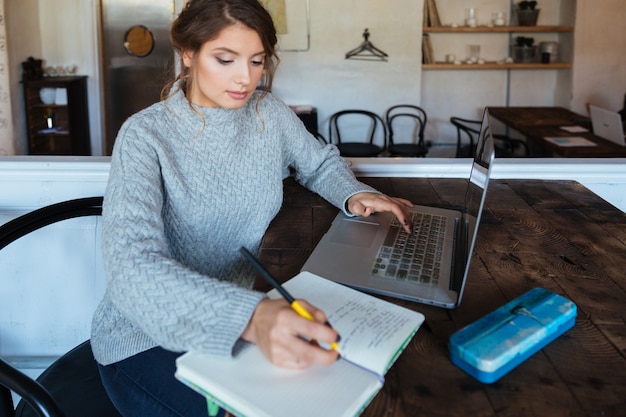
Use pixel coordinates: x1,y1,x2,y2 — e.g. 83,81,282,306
251,59,264,66
216,58,233,65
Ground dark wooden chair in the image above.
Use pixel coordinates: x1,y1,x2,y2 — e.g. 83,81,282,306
450,116,529,158
0,197,121,417
384,105,429,157
328,110,387,157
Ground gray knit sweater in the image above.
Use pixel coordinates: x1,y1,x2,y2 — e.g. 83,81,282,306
90,89,376,365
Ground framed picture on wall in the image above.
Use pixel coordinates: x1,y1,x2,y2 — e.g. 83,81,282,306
261,0,310,51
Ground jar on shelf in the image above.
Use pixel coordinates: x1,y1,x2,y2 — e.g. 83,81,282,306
539,41,559,63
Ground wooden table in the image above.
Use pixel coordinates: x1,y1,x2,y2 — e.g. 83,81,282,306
258,177,626,417
489,106,626,157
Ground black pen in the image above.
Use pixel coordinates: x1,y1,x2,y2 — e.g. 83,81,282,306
239,246,340,352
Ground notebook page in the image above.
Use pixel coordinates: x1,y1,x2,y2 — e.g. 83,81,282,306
176,347,381,417
274,271,425,376
544,136,598,147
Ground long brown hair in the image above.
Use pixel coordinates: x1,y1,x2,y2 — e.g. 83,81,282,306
163,0,279,106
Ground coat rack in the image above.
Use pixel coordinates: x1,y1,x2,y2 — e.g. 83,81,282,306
345,29,388,62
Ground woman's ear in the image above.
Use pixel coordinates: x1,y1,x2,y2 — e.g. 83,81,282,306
181,49,194,68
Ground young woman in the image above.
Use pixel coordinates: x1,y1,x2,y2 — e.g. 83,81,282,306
91,0,413,415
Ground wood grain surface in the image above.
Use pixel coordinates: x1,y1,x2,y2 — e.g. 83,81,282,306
488,107,626,158
258,177,626,417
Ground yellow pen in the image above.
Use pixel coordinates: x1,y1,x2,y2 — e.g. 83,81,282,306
239,246,340,352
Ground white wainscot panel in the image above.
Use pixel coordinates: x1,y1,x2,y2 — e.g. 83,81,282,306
1,156,625,381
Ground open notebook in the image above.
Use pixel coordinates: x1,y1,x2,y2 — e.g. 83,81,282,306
176,272,425,417
302,108,496,308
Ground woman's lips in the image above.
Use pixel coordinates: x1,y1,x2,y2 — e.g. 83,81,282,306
228,91,249,100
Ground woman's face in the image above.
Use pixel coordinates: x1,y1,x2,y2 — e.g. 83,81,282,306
182,23,266,109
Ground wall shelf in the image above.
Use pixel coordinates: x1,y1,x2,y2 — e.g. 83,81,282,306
422,24,574,71
423,25,574,33
423,62,572,70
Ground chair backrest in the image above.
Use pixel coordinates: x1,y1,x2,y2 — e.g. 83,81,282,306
384,105,427,146
0,198,103,250
450,116,481,157
450,116,530,158
0,197,121,417
328,110,387,150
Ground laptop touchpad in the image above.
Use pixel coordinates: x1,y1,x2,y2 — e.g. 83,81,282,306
331,219,379,248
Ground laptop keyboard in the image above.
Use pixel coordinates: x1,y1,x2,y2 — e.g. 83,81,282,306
372,213,447,285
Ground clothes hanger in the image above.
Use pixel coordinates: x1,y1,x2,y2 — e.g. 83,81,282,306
345,29,388,62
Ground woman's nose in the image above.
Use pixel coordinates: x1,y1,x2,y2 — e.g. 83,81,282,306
235,63,251,86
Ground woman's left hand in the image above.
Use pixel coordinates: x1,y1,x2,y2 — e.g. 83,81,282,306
347,192,414,233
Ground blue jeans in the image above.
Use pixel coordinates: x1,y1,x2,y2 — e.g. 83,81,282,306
98,346,225,417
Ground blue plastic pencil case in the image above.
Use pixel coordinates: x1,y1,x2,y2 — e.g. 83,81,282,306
449,288,577,383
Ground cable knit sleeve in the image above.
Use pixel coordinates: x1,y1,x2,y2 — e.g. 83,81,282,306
259,95,379,214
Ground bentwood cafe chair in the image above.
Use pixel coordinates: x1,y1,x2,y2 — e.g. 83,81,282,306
450,116,529,158
384,104,429,157
0,197,122,417
328,109,387,157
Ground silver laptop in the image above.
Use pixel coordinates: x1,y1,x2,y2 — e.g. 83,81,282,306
301,108,496,309
589,105,626,147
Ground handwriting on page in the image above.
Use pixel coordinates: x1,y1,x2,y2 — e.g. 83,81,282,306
332,299,413,350
280,271,423,375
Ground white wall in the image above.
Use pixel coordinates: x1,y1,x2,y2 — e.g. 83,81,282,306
570,0,626,115
273,0,423,137
4,0,626,152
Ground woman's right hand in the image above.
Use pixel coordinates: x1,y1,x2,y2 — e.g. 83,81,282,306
240,298,340,369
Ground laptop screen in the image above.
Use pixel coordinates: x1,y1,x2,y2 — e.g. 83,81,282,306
455,109,495,303
589,105,626,146
465,109,495,219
